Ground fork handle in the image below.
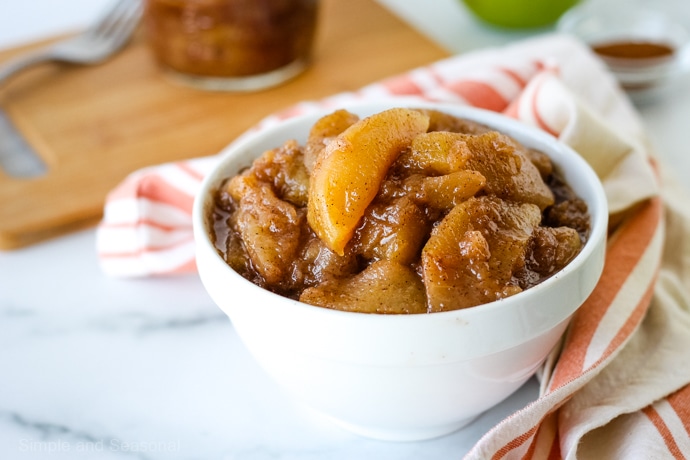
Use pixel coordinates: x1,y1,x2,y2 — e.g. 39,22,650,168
0,50,53,87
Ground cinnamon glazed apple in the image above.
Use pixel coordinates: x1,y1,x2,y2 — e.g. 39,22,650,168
209,108,590,313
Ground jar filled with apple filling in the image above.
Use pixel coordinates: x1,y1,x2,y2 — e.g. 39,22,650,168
144,0,319,91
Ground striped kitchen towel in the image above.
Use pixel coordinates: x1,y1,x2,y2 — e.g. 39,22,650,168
96,34,690,458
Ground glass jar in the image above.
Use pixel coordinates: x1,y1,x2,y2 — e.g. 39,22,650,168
144,0,319,91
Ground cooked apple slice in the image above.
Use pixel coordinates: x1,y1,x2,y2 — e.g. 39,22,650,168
463,131,554,210
227,174,304,286
416,108,492,135
353,196,430,265
307,108,430,255
299,260,427,314
414,170,486,210
422,196,542,312
304,109,360,173
399,131,471,175
526,226,582,276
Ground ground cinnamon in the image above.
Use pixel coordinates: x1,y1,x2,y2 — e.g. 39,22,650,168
592,41,674,60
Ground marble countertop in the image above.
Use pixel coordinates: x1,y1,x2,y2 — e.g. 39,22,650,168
2,1,689,459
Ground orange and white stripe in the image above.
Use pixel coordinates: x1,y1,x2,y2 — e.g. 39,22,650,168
96,157,217,276
644,397,690,459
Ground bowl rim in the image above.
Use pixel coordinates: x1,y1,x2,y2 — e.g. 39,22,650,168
193,99,609,360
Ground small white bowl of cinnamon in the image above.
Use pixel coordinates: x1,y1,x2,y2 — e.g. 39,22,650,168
558,3,690,103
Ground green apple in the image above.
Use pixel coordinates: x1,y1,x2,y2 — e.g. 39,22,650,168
461,0,580,29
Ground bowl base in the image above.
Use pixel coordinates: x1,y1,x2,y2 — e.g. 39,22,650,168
327,414,479,442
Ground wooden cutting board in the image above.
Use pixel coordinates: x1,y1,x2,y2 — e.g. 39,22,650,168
0,0,448,250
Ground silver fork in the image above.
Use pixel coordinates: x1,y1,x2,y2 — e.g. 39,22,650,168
0,0,143,86
0,0,143,178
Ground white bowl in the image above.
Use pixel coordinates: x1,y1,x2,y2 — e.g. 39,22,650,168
193,100,608,441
